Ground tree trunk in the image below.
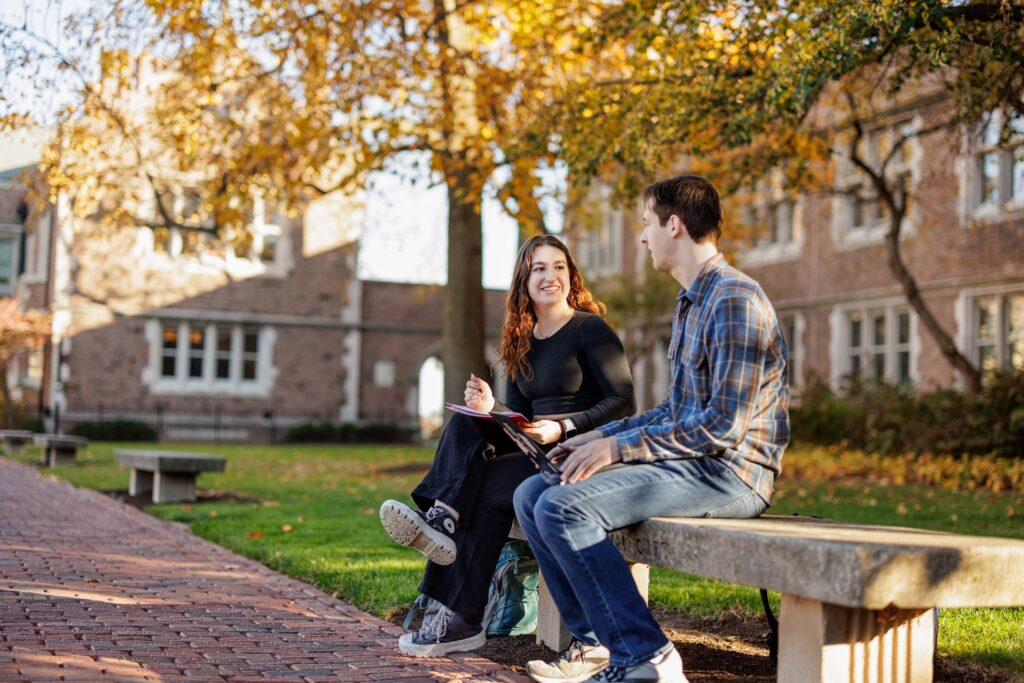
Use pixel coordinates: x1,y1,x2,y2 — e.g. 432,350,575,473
443,167,489,404
0,363,12,428
884,213,984,392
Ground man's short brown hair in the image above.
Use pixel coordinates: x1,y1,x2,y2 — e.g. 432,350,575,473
642,175,722,245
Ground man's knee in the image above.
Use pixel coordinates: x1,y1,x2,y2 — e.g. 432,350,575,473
512,473,546,523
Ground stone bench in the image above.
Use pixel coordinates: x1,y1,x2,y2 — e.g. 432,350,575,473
34,434,88,467
0,430,34,454
513,515,1024,683
115,449,226,504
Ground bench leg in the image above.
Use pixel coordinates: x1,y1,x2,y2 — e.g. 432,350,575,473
534,561,651,653
153,471,197,504
777,594,935,683
130,469,154,497
49,447,77,467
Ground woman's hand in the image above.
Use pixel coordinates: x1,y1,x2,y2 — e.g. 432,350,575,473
464,373,495,412
521,419,563,445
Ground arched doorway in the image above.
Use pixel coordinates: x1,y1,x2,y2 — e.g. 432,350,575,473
417,356,444,439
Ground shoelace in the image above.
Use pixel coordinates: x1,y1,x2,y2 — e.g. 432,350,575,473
591,665,626,681
418,605,453,643
424,506,448,523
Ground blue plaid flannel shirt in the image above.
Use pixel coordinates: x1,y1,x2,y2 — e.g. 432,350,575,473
599,254,790,504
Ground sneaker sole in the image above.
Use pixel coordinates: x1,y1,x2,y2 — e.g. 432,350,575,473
397,629,487,658
525,662,608,683
379,500,457,566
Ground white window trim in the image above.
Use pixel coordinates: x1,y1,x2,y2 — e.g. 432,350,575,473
955,281,1024,372
143,319,277,397
831,115,922,250
829,298,920,390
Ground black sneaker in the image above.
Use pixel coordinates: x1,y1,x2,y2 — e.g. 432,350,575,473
379,499,458,565
398,605,486,657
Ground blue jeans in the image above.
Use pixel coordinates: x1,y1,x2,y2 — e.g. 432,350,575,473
513,456,767,667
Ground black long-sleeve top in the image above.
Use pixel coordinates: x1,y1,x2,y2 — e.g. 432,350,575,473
502,311,636,433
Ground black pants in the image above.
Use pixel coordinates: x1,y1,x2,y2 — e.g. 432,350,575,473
411,413,537,624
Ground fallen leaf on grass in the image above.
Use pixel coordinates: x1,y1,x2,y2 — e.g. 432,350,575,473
895,503,909,515
262,500,280,508
209,510,218,518
359,507,375,516
248,531,264,540
280,524,293,533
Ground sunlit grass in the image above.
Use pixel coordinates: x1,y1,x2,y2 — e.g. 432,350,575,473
13,442,1024,671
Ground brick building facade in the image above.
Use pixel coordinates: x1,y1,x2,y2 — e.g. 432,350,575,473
569,95,1024,409
1,130,507,441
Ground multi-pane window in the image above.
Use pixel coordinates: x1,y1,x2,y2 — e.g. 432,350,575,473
161,324,178,378
242,330,259,381
0,236,13,291
188,327,205,378
838,119,916,234
974,111,1024,210
159,322,262,384
374,360,396,388
971,292,1024,375
842,306,914,385
215,330,232,380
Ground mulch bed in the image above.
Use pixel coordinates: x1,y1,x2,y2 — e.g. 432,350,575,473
413,606,1020,682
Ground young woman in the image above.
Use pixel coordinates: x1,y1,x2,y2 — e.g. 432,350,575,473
379,235,636,658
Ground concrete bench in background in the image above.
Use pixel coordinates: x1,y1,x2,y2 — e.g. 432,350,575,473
514,515,1024,683
115,449,226,504
0,430,34,455
35,434,88,467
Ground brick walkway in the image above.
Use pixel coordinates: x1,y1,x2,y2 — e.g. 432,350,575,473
0,458,527,682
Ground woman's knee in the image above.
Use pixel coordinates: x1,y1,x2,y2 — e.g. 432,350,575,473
512,474,548,523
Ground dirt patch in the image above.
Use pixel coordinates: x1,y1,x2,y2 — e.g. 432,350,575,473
395,606,1021,682
102,489,260,509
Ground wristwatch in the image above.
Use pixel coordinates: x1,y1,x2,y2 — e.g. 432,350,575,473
559,418,578,440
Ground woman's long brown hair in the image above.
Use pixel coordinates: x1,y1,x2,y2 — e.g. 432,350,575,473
497,235,605,382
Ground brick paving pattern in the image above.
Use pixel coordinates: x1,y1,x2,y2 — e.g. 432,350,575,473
0,459,527,682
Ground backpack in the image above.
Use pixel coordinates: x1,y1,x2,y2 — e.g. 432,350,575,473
402,539,539,637
482,539,539,636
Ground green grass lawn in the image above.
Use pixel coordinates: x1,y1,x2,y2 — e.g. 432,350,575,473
11,442,1024,671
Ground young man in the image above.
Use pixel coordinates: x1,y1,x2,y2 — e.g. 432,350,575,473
513,174,790,683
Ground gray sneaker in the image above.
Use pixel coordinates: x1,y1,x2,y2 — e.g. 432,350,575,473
379,499,457,565
526,640,610,683
398,605,486,658
583,647,688,682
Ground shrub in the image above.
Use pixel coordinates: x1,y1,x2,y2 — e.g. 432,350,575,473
69,419,158,442
286,421,417,444
791,370,1024,458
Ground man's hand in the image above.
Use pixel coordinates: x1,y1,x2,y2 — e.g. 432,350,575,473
521,420,562,445
557,436,622,485
464,373,495,412
546,429,603,464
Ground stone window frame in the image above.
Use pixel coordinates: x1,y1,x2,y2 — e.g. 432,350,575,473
137,192,293,279
776,311,805,390
831,115,922,250
576,182,624,279
963,109,1024,223
739,171,805,267
0,223,23,296
829,298,919,390
955,283,1024,377
144,319,277,397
